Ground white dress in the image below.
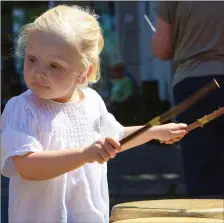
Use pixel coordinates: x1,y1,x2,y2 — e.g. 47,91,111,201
1,87,124,223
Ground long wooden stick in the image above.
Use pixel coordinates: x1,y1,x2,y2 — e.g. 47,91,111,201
144,14,156,32
120,79,220,146
186,107,224,132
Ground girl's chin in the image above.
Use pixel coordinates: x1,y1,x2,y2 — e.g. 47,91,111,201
30,87,52,99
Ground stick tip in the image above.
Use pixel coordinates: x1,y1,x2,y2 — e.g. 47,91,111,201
213,78,220,88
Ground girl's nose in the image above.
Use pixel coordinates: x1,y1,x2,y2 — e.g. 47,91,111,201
34,65,47,79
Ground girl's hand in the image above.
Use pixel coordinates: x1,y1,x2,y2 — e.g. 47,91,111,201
84,137,121,164
151,123,187,144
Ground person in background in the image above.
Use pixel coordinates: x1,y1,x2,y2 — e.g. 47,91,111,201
108,62,138,125
152,1,224,197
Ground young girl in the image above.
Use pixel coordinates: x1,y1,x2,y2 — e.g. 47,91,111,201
1,5,187,223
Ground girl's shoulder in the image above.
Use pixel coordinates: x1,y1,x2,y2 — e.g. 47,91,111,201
83,87,100,98
83,87,104,104
3,90,35,112
82,87,108,117
2,90,38,125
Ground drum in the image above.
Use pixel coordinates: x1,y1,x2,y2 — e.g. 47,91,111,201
110,199,224,222
113,217,223,223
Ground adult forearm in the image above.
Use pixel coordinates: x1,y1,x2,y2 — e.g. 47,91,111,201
13,149,88,181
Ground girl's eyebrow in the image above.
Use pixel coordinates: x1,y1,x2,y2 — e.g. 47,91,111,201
49,56,69,67
26,53,37,59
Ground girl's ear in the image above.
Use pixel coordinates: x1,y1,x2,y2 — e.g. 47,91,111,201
86,64,94,81
77,64,93,85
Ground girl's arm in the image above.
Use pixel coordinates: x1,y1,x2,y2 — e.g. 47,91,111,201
12,137,120,181
120,123,187,152
120,126,154,151
12,149,88,181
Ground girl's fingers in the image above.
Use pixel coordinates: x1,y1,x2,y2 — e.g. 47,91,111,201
96,153,106,164
171,129,187,137
165,138,176,144
105,137,121,152
104,142,116,158
165,135,184,144
165,140,174,144
98,149,110,162
171,123,187,130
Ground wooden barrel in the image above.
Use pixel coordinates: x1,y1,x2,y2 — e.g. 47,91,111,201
110,199,224,222
113,217,223,223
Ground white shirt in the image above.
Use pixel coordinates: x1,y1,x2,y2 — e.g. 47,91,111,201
1,88,124,223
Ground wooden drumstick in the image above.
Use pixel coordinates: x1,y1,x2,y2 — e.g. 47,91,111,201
161,107,224,144
186,107,224,132
120,79,220,146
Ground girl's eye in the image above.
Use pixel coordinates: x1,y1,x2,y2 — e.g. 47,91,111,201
28,57,37,63
50,63,62,69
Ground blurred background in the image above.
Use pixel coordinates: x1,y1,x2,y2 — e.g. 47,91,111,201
1,1,185,222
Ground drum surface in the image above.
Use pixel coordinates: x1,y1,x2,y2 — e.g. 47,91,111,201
113,217,223,223
110,199,224,222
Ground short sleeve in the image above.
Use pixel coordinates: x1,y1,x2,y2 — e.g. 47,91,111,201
1,96,43,177
156,1,178,24
96,92,124,141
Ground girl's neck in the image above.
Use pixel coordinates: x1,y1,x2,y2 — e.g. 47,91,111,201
52,89,84,103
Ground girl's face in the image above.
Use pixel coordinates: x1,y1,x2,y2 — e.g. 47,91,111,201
24,30,83,102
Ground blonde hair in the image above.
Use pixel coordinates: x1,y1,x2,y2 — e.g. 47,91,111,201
16,5,104,84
